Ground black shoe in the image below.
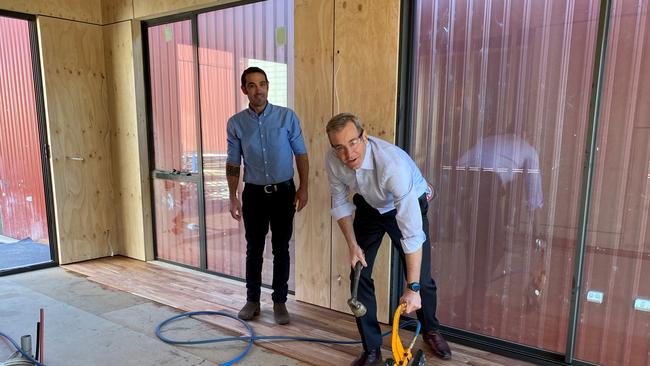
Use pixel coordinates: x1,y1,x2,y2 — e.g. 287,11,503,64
273,302,290,325
423,330,452,360
350,348,383,366
237,301,260,320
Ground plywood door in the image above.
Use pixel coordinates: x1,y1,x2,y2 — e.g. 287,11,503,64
39,17,116,264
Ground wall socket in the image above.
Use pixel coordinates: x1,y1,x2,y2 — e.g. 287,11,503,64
634,298,650,312
586,290,604,304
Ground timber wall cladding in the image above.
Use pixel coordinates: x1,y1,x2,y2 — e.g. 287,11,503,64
38,17,116,264
294,0,334,308
0,0,102,24
103,21,150,261
329,0,401,323
132,0,238,19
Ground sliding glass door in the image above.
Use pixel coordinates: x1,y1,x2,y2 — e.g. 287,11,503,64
145,0,295,290
0,12,55,273
407,0,650,364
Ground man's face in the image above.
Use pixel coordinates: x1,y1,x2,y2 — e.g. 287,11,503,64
241,72,268,108
328,121,367,170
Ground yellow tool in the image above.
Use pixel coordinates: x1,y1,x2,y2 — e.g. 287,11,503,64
385,304,426,366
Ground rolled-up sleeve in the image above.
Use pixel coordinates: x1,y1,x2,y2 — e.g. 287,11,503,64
226,118,241,166
288,112,308,155
326,154,355,220
387,169,426,254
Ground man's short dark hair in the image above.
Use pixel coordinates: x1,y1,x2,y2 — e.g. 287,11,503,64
241,67,268,87
326,113,363,135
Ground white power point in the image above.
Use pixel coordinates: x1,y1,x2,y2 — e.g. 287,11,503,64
634,298,650,312
586,290,604,304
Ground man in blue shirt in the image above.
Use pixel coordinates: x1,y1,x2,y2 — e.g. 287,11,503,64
326,113,451,365
226,67,309,325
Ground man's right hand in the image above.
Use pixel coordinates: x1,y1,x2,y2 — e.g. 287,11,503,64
350,244,367,269
229,197,242,221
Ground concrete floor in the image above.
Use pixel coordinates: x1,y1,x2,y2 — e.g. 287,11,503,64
0,267,308,366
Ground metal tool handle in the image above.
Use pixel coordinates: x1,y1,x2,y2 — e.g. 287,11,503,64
351,261,363,299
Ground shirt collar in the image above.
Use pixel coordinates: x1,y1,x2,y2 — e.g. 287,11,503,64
246,102,272,117
359,138,374,170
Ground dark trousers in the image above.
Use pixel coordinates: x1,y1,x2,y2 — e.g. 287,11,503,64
242,180,296,303
351,193,440,351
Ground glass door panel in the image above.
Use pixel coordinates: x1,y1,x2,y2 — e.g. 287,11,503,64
0,15,53,271
198,0,295,290
576,1,650,364
410,0,600,353
152,179,200,267
148,19,198,174
147,19,201,266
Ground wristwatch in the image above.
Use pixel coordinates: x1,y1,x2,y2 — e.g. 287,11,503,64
407,282,421,292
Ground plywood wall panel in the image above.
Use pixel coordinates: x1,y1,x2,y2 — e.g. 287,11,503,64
131,20,155,261
103,21,152,261
38,17,116,264
0,0,102,24
133,0,237,19
294,0,334,307
102,0,134,24
331,0,401,323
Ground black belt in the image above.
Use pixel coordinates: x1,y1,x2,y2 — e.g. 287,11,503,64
246,179,293,194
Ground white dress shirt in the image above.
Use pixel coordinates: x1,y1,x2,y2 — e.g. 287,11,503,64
326,136,430,253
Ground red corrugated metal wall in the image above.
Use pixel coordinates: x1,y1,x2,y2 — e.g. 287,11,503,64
411,0,599,351
0,16,48,242
576,0,650,365
411,0,650,364
148,19,198,173
148,19,201,267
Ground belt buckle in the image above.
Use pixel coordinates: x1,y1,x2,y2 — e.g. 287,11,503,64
263,184,275,193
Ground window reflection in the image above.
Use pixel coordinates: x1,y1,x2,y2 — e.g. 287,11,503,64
410,0,600,354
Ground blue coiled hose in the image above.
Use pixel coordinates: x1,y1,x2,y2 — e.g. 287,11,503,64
155,310,421,366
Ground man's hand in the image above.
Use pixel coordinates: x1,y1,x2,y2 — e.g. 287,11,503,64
295,185,308,212
349,244,367,269
399,289,422,314
229,196,242,221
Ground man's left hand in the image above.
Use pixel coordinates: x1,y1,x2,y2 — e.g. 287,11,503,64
399,290,422,314
295,185,308,211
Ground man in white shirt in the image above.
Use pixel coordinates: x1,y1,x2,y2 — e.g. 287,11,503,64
325,113,451,366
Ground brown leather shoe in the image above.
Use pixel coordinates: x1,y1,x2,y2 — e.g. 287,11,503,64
273,302,290,325
350,348,382,366
237,301,260,320
423,330,452,360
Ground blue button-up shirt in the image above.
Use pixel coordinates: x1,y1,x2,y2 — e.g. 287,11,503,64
227,103,307,185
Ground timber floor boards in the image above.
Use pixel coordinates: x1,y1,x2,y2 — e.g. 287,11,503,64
64,256,533,366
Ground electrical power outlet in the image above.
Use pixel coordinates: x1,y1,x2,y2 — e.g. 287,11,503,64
634,298,650,312
586,290,604,304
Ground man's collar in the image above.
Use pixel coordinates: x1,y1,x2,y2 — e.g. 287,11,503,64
247,102,271,117
359,138,374,170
